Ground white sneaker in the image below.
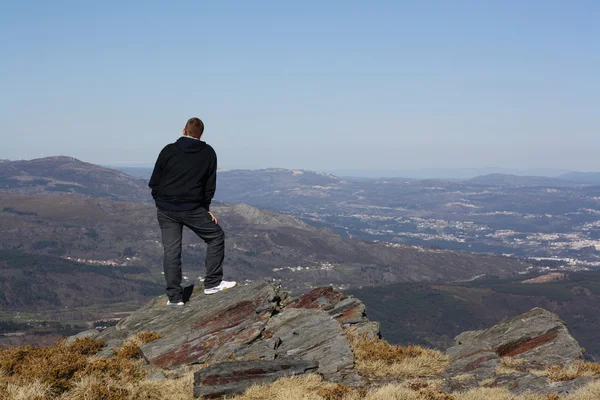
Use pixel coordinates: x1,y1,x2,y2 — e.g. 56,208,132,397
204,281,238,295
167,300,184,306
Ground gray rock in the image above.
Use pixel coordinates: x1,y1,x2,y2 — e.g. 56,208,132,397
194,359,319,399
511,374,594,395
287,286,369,325
286,286,380,343
454,330,483,345
344,321,381,340
444,308,586,394
235,307,361,385
448,308,582,366
89,281,375,387
446,348,499,375
97,280,280,368
145,370,167,381
65,328,99,345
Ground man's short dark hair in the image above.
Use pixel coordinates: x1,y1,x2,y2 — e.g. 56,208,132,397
185,118,204,138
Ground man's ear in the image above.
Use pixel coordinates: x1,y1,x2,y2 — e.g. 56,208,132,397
182,128,186,136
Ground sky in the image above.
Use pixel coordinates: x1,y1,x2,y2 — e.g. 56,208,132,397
0,1,599,172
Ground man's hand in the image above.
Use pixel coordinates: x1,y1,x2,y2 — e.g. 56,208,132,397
208,211,218,225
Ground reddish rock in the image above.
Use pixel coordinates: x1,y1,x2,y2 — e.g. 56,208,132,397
96,280,280,367
288,286,371,325
496,330,559,358
444,308,586,395
194,359,318,398
93,281,372,386
288,287,346,310
447,308,582,366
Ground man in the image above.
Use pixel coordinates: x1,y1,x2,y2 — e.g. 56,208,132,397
149,117,236,305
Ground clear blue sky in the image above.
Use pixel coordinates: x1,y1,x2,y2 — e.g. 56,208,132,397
1,1,598,171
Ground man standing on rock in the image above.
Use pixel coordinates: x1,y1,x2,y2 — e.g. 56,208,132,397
149,117,237,305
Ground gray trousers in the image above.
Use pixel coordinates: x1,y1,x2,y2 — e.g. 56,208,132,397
157,208,225,302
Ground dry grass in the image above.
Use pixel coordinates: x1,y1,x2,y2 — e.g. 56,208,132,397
544,361,600,382
59,373,195,400
115,332,162,359
0,332,162,399
348,333,450,378
233,374,330,400
0,337,104,394
1,362,600,400
232,375,566,400
451,374,474,382
564,380,600,400
452,388,549,400
2,330,600,400
317,383,367,400
0,380,54,400
496,357,529,375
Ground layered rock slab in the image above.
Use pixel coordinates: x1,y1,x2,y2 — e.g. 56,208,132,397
287,286,380,339
96,280,280,366
89,281,373,388
444,307,586,394
193,359,318,399
447,307,582,372
235,308,355,378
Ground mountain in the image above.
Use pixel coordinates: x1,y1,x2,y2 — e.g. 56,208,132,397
0,157,150,202
111,166,153,179
216,168,344,209
560,171,600,184
331,167,571,179
467,173,576,187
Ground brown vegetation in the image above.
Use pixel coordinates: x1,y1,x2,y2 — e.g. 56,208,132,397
232,375,600,400
0,332,162,399
0,331,600,399
348,332,450,378
545,362,600,382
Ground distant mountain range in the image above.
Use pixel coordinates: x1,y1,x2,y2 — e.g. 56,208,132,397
468,172,600,187
0,157,150,202
560,171,600,184
330,167,574,179
467,173,573,187
112,165,600,183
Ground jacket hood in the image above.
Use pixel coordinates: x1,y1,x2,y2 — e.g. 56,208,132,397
176,136,207,153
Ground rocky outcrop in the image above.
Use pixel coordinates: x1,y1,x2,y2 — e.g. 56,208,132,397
70,281,594,398
444,308,586,394
84,280,377,396
286,286,380,339
448,308,582,370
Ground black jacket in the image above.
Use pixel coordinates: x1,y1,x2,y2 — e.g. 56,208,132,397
149,137,217,211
